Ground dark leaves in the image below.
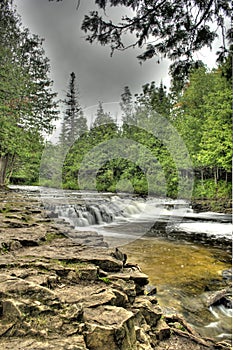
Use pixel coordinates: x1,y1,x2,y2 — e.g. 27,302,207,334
80,0,231,67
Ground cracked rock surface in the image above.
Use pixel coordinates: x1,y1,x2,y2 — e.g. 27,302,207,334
0,189,231,350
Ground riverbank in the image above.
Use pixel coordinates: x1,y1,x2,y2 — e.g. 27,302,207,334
191,198,232,214
0,189,231,350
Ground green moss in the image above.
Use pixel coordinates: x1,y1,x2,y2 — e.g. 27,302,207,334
0,204,12,214
98,276,111,284
44,232,65,243
51,259,88,270
1,242,10,254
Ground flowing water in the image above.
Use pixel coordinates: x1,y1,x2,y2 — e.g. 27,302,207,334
10,186,232,341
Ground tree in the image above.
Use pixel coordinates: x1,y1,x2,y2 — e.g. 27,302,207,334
80,0,231,68
59,72,87,147
197,72,232,183
135,81,171,118
173,66,215,163
0,0,58,186
172,64,232,196
120,86,135,125
90,101,118,146
10,131,44,185
92,101,114,127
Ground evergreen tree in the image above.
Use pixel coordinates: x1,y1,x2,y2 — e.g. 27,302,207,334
92,101,114,127
120,86,136,125
135,81,172,119
80,0,231,71
59,72,87,147
0,0,58,186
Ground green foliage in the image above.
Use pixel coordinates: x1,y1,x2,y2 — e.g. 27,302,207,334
58,68,231,201
198,77,232,173
98,276,111,284
174,66,232,174
193,180,232,199
3,5,228,205
0,1,58,186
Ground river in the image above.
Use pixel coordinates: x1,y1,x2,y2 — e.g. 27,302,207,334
10,186,232,341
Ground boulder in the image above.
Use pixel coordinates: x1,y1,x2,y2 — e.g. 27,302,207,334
132,296,162,327
83,305,137,350
108,270,149,295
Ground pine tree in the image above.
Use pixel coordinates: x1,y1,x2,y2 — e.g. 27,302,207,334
92,101,114,127
0,0,58,186
80,0,231,72
120,86,136,125
59,72,87,147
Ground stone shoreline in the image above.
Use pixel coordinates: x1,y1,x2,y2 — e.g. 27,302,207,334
0,189,231,350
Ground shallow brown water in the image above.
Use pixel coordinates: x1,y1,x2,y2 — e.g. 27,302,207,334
123,237,232,340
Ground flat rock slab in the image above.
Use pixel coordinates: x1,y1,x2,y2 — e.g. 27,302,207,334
109,271,149,285
0,274,58,304
0,336,87,350
0,225,48,247
15,239,123,272
56,285,117,307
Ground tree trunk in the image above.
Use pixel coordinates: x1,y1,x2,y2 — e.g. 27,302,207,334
214,167,218,186
200,168,204,187
6,154,16,183
0,155,9,187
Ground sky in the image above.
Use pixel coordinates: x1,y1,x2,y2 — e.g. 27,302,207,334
14,0,221,130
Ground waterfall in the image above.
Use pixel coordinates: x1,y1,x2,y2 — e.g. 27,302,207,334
50,196,141,228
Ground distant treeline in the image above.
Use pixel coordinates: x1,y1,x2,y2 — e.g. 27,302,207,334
36,62,232,200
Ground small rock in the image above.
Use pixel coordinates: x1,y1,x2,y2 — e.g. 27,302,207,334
146,285,157,296
78,265,98,280
154,318,171,340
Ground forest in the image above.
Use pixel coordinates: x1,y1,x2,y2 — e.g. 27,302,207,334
0,1,232,203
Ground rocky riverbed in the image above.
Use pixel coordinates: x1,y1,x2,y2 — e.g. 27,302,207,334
0,188,231,350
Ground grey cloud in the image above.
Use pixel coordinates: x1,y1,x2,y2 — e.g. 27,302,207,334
15,0,170,111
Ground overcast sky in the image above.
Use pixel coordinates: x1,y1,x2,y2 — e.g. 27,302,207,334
14,0,220,128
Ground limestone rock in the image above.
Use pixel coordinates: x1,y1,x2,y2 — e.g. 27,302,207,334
111,278,137,303
78,265,98,280
16,241,123,272
154,318,171,341
0,336,88,350
135,326,154,350
132,296,162,327
108,270,149,296
83,305,137,350
0,274,58,306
